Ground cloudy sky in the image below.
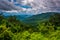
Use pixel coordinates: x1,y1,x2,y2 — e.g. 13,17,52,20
0,0,60,14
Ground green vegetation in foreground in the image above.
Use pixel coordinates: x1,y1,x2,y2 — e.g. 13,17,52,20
0,12,60,40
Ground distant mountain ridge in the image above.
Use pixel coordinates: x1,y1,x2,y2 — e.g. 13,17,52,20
24,12,60,25
2,12,32,20
1,12,60,22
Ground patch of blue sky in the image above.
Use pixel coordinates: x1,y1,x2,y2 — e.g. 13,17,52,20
8,0,16,2
15,4,32,9
8,0,11,2
8,0,32,9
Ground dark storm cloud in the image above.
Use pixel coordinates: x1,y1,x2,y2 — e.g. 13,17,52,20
0,0,20,11
28,0,60,12
0,0,60,13
17,0,60,13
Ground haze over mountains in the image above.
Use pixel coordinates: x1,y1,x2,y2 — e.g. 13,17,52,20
23,12,54,24
0,0,60,22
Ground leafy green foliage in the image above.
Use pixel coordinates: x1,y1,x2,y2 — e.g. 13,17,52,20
0,12,60,40
24,12,55,25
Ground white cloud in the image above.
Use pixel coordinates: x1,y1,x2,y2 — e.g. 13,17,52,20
5,10,18,13
21,0,34,5
21,0,28,5
0,0,60,14
22,8,27,11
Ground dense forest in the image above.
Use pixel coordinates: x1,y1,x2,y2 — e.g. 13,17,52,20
0,12,60,40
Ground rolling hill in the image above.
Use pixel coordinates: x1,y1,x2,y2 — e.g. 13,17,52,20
1,12,32,20
24,12,60,25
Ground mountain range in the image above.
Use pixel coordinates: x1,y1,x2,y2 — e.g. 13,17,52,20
1,12,60,24
2,12,32,20
24,12,60,25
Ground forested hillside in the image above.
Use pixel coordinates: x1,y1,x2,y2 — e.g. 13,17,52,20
24,12,59,25
0,12,60,40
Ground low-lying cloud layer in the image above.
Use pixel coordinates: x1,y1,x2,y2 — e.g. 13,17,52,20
0,0,60,14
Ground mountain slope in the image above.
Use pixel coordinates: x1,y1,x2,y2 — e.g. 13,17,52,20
2,12,32,20
24,12,60,25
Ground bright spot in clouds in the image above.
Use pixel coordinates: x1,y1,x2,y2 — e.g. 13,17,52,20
21,0,34,5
